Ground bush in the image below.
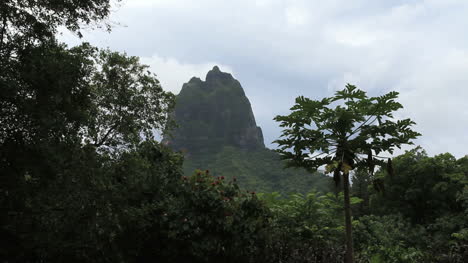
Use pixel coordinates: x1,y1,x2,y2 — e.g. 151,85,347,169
157,170,271,262
354,215,426,263
259,192,360,262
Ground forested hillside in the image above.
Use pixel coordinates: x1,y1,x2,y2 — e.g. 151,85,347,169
183,146,333,193
1,1,466,262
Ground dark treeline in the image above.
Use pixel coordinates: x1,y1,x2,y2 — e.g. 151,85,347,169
1,1,467,262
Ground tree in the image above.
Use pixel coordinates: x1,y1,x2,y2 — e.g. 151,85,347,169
0,41,176,261
259,191,353,262
158,170,271,262
0,0,117,55
274,84,420,263
367,148,468,262
1,0,119,146
85,48,175,150
369,148,466,224
0,1,185,261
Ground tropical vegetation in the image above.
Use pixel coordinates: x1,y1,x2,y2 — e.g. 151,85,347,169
1,1,467,262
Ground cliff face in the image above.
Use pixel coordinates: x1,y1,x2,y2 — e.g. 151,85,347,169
165,66,264,153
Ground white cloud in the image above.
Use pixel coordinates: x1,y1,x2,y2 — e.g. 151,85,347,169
394,48,468,157
327,27,386,47
140,55,234,94
254,0,278,7
285,6,309,26
122,0,175,8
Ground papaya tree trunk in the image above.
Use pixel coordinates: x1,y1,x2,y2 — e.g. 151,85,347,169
343,172,354,263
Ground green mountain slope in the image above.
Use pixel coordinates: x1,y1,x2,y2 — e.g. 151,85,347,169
165,66,333,193
183,146,333,193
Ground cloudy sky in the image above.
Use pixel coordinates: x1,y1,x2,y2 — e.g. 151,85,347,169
61,0,468,157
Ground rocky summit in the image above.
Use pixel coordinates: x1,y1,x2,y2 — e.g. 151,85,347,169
164,66,264,154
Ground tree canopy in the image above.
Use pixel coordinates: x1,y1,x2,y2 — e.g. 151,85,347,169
274,84,420,175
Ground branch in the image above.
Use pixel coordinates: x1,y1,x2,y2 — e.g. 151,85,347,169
308,149,337,160
346,105,381,139
355,153,392,159
347,116,375,139
94,122,119,147
350,116,379,137
370,155,393,159
0,13,8,58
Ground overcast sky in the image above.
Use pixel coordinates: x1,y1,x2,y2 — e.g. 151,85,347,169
61,0,468,157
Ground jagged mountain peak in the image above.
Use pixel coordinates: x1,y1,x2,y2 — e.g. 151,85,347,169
165,67,264,153
205,65,236,86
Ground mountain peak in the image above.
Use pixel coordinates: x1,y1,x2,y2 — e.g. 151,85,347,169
206,66,233,84
165,68,264,153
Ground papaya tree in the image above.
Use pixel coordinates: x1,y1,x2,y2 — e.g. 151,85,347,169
274,84,420,263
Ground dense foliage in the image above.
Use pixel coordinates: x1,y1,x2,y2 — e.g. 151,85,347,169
184,146,334,194
0,41,175,261
158,170,271,262
364,148,468,262
259,191,349,262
